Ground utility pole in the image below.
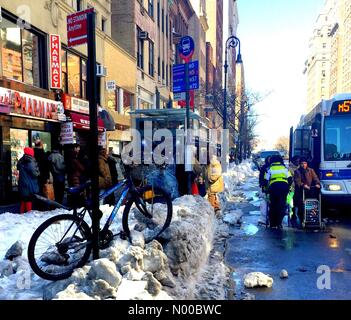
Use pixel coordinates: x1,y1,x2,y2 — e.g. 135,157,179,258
87,11,100,260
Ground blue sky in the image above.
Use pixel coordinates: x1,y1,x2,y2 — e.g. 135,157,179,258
237,0,325,150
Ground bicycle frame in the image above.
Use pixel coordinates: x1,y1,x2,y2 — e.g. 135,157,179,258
99,178,135,233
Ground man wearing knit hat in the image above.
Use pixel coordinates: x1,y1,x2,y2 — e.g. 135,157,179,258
17,147,40,213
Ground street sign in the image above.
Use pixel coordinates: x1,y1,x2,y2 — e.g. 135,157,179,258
106,80,116,91
173,61,199,93
178,36,195,62
67,8,94,48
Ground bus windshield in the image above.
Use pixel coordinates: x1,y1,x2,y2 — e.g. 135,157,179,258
324,116,351,161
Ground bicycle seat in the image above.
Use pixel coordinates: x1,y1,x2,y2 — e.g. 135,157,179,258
67,181,91,195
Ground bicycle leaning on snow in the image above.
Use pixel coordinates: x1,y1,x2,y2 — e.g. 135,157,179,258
27,167,172,281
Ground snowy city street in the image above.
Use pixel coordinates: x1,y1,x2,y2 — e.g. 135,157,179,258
2,161,349,301
1,0,351,308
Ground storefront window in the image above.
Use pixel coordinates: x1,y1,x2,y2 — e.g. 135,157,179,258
107,89,117,111
31,131,51,152
67,52,81,97
22,30,40,86
108,140,121,155
61,50,67,93
0,17,40,87
10,128,29,189
81,59,87,99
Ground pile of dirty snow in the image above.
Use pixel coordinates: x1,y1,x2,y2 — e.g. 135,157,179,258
0,196,216,300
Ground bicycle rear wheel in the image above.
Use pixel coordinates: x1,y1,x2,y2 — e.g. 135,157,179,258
27,214,92,281
122,185,172,243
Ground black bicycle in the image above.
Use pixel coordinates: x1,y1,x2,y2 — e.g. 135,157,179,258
27,170,172,281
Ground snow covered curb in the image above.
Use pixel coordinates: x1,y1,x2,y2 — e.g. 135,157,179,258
0,196,216,300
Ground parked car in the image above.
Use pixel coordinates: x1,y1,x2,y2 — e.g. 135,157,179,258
256,150,281,169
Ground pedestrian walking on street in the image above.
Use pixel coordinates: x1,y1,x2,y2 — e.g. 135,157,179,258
264,155,292,228
17,147,40,214
207,155,224,216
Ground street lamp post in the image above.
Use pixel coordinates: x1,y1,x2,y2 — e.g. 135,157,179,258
223,35,242,131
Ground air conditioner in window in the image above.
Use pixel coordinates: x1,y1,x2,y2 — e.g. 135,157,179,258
139,31,149,40
96,65,107,77
162,79,166,85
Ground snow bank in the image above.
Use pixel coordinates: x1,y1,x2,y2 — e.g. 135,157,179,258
0,196,216,300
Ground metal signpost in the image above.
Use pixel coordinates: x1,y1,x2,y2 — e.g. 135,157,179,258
177,36,195,195
67,8,100,259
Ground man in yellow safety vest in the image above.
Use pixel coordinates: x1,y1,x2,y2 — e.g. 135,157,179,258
264,155,293,228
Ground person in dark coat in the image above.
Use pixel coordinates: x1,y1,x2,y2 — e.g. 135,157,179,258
98,147,112,190
67,144,85,188
259,156,271,193
66,144,85,207
48,145,66,204
33,139,50,194
17,147,40,213
294,157,321,224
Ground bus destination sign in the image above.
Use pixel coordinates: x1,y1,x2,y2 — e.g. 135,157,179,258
331,100,351,115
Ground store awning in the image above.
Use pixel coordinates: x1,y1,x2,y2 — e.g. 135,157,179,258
99,107,116,131
66,111,105,132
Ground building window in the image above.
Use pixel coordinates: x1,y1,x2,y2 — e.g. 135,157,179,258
158,56,161,78
137,27,144,70
157,1,160,27
149,41,154,77
61,48,87,99
73,0,82,11
102,17,107,32
170,64,172,87
162,8,164,33
148,0,154,18
166,63,168,86
0,17,41,87
67,52,81,97
162,60,165,80
81,59,87,99
61,50,67,93
166,15,168,38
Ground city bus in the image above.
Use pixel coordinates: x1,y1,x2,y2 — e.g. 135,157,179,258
290,93,351,207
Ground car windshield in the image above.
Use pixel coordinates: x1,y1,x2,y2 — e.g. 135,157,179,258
324,116,351,161
260,151,280,159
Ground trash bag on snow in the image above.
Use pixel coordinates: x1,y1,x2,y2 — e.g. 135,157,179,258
145,165,180,200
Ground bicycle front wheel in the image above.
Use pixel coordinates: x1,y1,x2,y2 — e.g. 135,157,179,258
122,185,172,243
27,214,92,281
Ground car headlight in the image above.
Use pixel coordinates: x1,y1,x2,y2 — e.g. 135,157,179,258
325,184,342,191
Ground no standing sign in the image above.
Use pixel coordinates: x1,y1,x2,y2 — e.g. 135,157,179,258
67,8,94,48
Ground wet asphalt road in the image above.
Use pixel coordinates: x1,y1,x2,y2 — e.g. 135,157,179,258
224,180,351,300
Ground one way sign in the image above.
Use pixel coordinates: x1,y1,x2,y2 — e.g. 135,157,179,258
67,8,94,48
